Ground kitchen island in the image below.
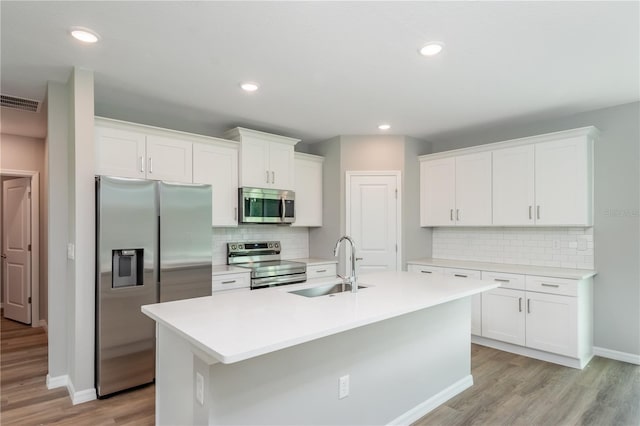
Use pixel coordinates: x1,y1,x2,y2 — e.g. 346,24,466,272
142,271,498,425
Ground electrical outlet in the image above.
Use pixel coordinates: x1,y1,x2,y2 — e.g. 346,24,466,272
552,240,561,250
196,372,204,405
339,375,349,399
67,243,75,260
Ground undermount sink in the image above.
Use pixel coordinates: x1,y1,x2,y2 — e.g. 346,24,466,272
289,283,367,298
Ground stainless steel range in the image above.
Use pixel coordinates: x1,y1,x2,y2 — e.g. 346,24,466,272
227,241,307,289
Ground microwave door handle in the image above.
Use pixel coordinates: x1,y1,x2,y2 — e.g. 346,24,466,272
281,197,286,221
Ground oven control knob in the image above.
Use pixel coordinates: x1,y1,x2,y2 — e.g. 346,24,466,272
231,245,236,250
275,243,279,248
268,243,273,248
238,244,244,250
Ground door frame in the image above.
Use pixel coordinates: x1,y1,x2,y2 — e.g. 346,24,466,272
1,168,39,327
345,171,402,273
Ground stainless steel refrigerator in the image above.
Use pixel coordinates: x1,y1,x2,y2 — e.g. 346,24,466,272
95,176,212,398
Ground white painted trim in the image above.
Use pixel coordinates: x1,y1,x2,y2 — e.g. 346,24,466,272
419,126,599,161
472,335,592,369
67,379,97,405
387,374,473,425
345,171,403,273
593,346,640,365
224,126,300,146
46,373,69,389
0,169,40,327
293,151,324,162
39,319,48,333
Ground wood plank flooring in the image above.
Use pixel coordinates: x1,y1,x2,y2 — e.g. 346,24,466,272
1,314,638,425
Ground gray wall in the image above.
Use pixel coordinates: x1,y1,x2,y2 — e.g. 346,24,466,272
430,101,640,357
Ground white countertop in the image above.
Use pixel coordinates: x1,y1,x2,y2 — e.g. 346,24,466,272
290,257,338,265
407,258,596,280
211,265,249,276
142,271,498,364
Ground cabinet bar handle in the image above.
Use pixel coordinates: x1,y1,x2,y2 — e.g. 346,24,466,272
454,274,468,278
148,157,153,173
421,270,432,274
266,171,270,183
527,299,531,313
234,207,237,221
529,206,532,220
315,269,327,273
519,297,522,312
140,156,145,173
221,280,236,284
537,205,541,220
450,209,454,221
541,283,560,288
456,209,460,221
494,278,510,283
271,171,275,184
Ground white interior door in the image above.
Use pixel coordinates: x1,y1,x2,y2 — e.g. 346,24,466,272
2,178,32,324
347,172,400,276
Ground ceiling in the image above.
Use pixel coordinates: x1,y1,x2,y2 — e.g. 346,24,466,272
1,1,638,144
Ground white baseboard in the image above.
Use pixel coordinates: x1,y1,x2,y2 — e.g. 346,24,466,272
387,375,473,425
593,346,640,365
39,319,48,333
46,373,69,390
66,378,97,405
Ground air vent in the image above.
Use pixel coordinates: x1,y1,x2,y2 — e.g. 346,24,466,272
1,94,41,113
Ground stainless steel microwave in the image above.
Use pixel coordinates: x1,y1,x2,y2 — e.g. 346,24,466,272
238,187,295,224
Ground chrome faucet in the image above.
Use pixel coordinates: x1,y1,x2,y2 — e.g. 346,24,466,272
333,235,358,293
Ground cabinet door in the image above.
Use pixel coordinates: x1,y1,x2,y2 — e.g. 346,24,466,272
525,291,578,357
292,155,323,227
193,143,239,227
420,158,455,226
239,138,270,188
492,145,535,225
146,135,193,183
444,268,482,335
481,288,526,345
269,142,295,190
535,137,591,226
455,152,492,226
95,125,146,179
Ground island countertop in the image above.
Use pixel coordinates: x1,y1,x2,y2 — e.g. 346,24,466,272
141,271,498,364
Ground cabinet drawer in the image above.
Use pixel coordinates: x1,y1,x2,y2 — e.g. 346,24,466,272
307,264,337,279
526,275,578,297
443,268,481,280
212,272,250,292
407,264,445,275
481,271,526,290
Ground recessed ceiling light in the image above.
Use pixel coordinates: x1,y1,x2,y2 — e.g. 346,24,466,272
378,124,391,130
70,27,100,43
240,82,259,92
419,42,444,57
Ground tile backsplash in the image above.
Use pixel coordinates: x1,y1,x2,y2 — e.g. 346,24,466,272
432,227,594,269
212,225,309,265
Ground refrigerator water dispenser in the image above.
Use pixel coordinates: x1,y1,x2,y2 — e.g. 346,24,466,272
112,249,143,288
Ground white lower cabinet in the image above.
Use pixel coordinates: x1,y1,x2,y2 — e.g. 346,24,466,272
212,272,250,293
443,268,482,336
482,273,587,360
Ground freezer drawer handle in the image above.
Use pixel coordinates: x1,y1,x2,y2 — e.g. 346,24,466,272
221,280,237,285
541,283,560,288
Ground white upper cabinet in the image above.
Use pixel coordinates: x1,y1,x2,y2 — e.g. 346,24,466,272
455,152,492,225
145,135,193,183
493,136,592,226
420,126,597,227
292,153,324,227
95,118,192,184
225,127,299,190
95,125,146,179
420,152,491,226
193,141,239,227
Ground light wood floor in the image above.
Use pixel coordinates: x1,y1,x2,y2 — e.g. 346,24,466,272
1,315,638,425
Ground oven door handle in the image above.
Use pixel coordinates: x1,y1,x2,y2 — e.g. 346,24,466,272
252,273,307,288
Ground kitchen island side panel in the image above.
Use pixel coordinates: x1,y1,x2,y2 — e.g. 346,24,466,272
194,298,471,425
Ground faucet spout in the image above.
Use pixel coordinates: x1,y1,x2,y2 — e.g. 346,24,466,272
333,236,358,293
